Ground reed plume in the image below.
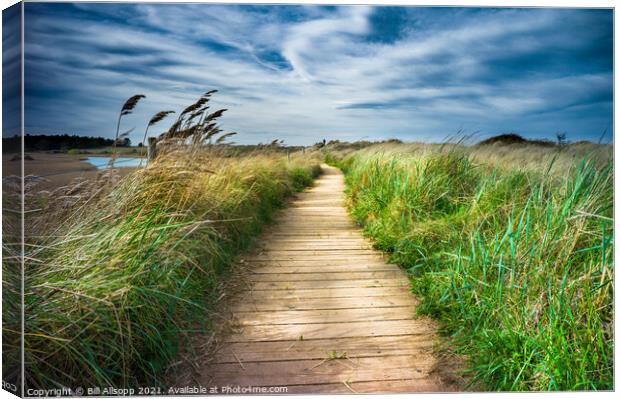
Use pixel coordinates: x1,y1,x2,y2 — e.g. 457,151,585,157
176,90,218,128
121,94,146,115
142,110,175,159
202,108,227,123
118,128,133,140
215,132,237,144
158,90,232,149
112,94,146,166
148,110,175,127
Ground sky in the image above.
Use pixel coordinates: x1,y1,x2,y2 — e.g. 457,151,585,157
2,2,21,139
5,3,614,145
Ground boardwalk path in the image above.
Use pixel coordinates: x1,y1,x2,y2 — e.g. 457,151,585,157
200,165,445,393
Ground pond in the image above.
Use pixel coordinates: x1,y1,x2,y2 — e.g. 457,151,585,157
84,156,145,169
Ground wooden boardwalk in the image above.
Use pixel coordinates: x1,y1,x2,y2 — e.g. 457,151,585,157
200,165,445,393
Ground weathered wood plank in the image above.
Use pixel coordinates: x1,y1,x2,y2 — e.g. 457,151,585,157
247,258,391,265
232,306,416,326
238,286,412,300
203,355,437,387
251,278,408,290
232,295,417,312
251,265,398,274
226,319,435,342
283,379,442,394
212,335,433,363
258,243,372,250
250,270,404,282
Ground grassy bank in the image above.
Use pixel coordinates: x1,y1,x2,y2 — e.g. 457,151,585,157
329,144,613,391
18,148,320,388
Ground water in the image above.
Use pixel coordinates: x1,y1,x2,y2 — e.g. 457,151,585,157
85,156,144,170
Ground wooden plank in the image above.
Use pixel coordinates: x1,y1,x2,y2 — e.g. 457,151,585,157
270,217,353,220
250,270,404,282
266,231,364,235
257,243,372,250
250,265,399,273
203,355,437,387
258,239,369,245
269,223,356,226
268,232,361,237
268,228,355,231
226,319,435,342
251,265,397,274
251,249,379,255
283,379,442,393
250,254,385,261
251,278,408,290
287,205,345,209
232,295,416,312
250,262,389,269
276,217,350,220
213,335,433,363
272,214,352,217
232,306,416,326
256,247,373,251
247,258,391,266
289,203,345,208
239,286,412,300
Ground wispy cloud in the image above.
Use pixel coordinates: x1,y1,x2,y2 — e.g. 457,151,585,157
20,4,612,144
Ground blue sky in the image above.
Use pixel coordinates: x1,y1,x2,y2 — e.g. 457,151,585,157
12,3,614,144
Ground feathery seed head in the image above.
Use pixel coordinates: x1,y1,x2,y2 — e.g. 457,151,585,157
120,94,146,115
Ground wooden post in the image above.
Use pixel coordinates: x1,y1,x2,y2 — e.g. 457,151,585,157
147,137,157,163
287,149,290,162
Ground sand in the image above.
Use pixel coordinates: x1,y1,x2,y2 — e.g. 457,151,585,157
2,152,139,191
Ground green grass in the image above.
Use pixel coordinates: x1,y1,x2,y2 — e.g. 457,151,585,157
13,149,321,389
330,147,613,391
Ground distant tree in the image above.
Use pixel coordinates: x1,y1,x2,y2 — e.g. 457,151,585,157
34,138,51,151
556,132,568,147
2,134,116,152
315,139,326,148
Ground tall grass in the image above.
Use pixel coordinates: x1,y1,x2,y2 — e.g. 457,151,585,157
15,146,320,389
332,146,613,391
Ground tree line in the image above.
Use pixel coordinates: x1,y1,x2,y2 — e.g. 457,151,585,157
1,134,130,153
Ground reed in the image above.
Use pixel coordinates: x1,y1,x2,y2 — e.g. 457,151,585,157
112,94,146,166
142,110,175,157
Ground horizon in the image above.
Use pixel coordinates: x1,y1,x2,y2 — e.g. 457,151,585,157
3,3,614,145
4,132,610,149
